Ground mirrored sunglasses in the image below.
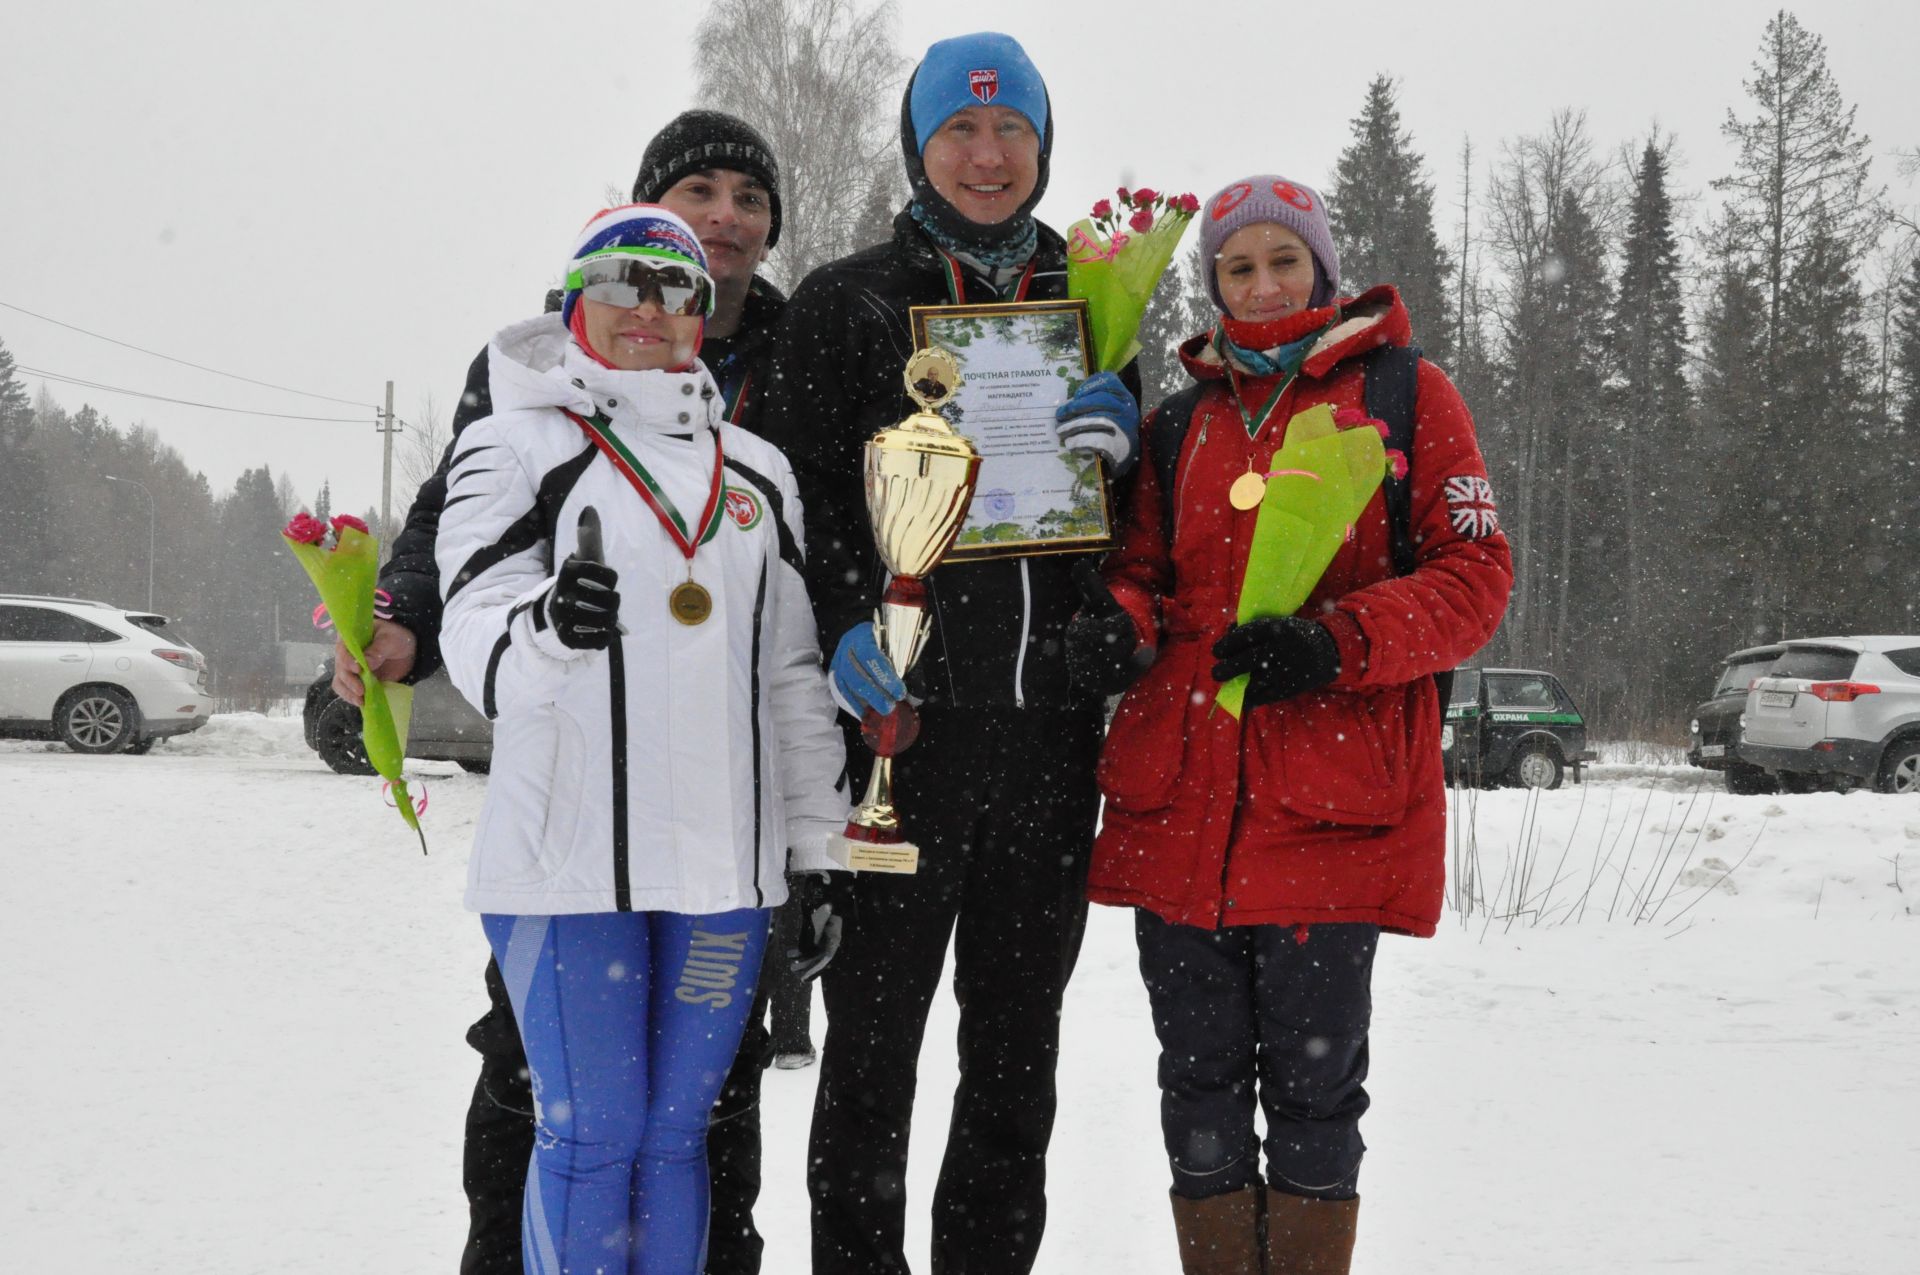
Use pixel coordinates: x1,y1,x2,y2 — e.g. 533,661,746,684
576,257,714,317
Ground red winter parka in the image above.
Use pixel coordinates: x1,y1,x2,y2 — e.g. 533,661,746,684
1087,286,1513,937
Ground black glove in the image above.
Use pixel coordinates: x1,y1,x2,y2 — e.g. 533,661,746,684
786,871,857,982
1065,559,1156,696
547,556,622,650
1210,616,1341,707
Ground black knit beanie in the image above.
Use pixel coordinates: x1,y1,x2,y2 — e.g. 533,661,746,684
632,110,783,249
898,69,1053,255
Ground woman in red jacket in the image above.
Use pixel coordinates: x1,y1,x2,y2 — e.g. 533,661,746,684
1066,175,1512,1274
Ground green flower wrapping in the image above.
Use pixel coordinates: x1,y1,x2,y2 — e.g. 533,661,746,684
1217,404,1388,719
282,514,426,850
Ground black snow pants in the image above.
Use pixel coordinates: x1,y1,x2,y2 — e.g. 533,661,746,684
766,895,814,1056
808,704,1104,1275
1133,911,1379,1203
459,956,776,1275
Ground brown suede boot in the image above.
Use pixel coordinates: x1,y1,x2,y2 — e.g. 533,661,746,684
1263,1193,1359,1274
1169,1185,1266,1275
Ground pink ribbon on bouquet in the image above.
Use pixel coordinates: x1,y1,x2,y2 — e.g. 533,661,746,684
312,589,394,630
383,779,429,817
1068,226,1130,264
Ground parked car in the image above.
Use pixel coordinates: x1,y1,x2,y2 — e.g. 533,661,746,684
1443,667,1596,790
0,593,213,754
1688,643,1785,794
302,660,492,775
1735,636,1920,795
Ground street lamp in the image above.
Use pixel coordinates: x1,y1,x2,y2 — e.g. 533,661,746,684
104,475,155,610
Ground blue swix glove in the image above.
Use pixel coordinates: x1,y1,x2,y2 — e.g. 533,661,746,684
1054,371,1140,474
829,623,905,718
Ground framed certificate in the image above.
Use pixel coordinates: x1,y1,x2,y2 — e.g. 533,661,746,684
908,299,1113,561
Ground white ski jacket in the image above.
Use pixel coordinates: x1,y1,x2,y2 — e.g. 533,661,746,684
438,314,848,915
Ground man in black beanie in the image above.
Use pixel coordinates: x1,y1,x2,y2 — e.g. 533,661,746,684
329,108,828,1275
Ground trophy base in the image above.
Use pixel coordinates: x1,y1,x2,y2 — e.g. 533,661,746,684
828,825,921,874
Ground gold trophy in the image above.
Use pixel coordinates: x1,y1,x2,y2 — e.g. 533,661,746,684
829,347,981,874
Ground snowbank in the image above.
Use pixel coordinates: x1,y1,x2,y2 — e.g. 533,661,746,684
161,710,310,759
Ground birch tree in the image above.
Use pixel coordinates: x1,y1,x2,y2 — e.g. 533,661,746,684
692,0,905,290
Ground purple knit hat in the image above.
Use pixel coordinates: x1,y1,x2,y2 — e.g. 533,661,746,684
1198,175,1340,312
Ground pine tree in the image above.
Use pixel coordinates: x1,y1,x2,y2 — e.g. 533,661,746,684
1894,252,1920,433
1714,10,1880,394
1771,207,1879,633
1692,234,1775,646
0,338,29,429
207,466,290,703
0,340,51,590
1607,138,1693,715
1890,250,1920,626
1327,75,1455,367
1537,187,1615,671
1133,244,1212,410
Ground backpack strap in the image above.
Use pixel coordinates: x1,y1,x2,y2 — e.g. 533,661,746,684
1147,383,1206,549
1365,344,1422,576
1360,344,1454,714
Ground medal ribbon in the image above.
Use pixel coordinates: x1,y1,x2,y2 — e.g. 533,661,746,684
939,252,1037,305
1215,329,1297,442
563,410,725,558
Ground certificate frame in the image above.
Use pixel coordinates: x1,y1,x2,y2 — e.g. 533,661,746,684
908,299,1114,562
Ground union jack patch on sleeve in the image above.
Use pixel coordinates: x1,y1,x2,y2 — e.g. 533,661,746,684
1444,475,1500,539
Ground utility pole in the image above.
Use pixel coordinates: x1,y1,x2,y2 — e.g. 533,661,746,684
376,379,400,558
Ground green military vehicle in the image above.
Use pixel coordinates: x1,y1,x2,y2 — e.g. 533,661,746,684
1443,667,1596,790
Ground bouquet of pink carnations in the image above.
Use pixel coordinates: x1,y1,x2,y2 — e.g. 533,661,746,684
1066,186,1202,371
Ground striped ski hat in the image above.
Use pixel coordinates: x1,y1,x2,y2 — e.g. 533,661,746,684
560,204,711,327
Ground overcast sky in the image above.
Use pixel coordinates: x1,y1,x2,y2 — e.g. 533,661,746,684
3,0,1914,520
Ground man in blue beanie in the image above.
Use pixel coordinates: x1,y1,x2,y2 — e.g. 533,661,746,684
759,30,1142,1275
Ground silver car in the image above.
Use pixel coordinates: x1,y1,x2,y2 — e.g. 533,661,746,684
1736,636,1920,794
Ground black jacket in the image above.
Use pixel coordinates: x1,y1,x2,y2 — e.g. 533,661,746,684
379,278,787,681
756,210,1136,712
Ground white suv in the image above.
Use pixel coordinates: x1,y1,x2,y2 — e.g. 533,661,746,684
0,595,214,754
1736,636,1920,794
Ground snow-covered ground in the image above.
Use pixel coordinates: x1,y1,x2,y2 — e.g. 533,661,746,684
4,718,1916,1273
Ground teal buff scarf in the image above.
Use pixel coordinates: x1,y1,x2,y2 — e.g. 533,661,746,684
1217,325,1326,379
910,201,1039,270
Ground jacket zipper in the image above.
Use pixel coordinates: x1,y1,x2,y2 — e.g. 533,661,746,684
747,559,767,907
608,635,632,912
1013,558,1032,708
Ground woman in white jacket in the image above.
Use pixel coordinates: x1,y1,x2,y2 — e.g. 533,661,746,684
436,204,847,1275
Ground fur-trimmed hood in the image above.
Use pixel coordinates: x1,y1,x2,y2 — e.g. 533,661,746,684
1176,284,1414,387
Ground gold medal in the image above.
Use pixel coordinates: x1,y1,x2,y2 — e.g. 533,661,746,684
669,580,712,625
1229,470,1268,511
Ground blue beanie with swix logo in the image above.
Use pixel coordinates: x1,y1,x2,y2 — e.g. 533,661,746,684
907,32,1048,153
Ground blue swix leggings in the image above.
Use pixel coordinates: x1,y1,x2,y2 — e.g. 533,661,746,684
482,909,770,1275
